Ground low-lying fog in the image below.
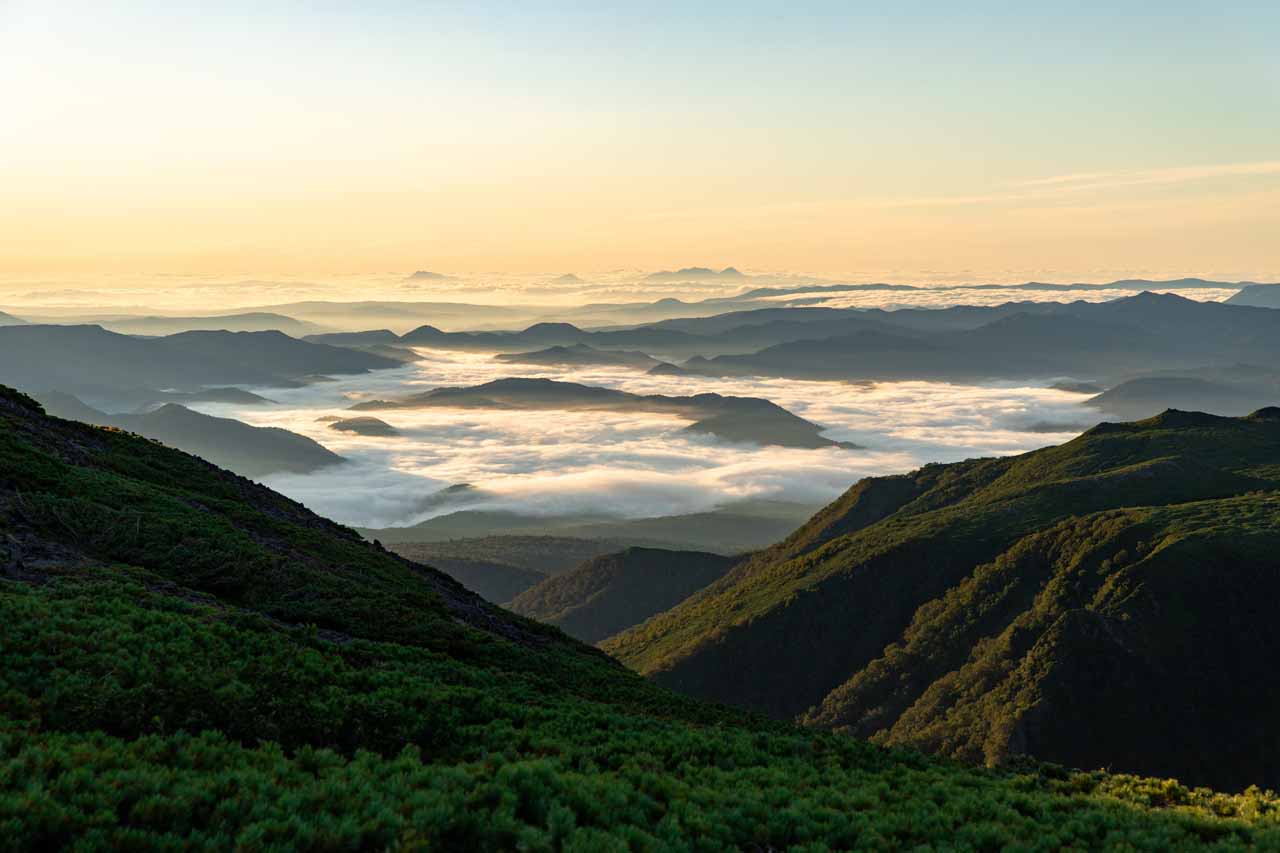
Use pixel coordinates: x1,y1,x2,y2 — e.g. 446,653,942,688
0,271,1242,326
190,351,1103,528
777,285,1239,310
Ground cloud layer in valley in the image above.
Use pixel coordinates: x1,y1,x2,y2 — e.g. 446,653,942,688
192,351,1102,528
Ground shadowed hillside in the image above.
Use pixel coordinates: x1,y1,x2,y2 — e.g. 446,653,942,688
605,407,1280,790
509,548,740,643
385,536,625,602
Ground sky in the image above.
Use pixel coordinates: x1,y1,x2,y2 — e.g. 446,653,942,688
2,1,1278,280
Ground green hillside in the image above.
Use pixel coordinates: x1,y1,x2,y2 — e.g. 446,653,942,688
5,384,1280,848
509,547,740,643
605,408,1280,790
388,548,550,602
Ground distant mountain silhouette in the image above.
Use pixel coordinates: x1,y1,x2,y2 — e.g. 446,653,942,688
0,325,400,397
378,294,1280,372
1088,368,1280,419
301,330,423,363
0,311,27,326
1050,380,1106,395
35,391,343,478
327,416,400,437
646,266,744,281
245,300,530,333
350,377,856,449
493,343,659,369
677,293,1280,382
1227,283,1280,309
73,386,276,411
360,499,821,555
381,312,883,358
406,270,450,280
94,312,322,336
304,329,402,346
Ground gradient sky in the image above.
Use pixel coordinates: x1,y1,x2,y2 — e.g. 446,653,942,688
2,1,1278,279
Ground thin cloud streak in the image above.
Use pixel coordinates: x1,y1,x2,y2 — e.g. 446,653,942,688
882,160,1280,209
1019,160,1280,189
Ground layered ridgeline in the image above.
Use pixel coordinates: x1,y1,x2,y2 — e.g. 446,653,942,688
494,343,661,369
0,324,400,403
671,293,1280,383
312,292,1280,383
508,548,741,643
35,391,342,479
364,498,819,555
82,311,325,337
1227,284,1280,309
6,387,1280,846
1087,366,1280,420
605,408,1280,792
388,536,624,603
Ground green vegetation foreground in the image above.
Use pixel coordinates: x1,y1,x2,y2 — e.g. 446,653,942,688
3,385,1280,849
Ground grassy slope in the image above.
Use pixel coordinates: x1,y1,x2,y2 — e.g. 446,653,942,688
5,385,1280,848
803,495,1280,792
606,411,1280,687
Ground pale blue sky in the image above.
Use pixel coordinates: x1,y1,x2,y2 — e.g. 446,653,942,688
2,1,1277,275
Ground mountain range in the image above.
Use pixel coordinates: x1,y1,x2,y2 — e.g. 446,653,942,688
74,311,325,337
493,343,661,369
1088,370,1280,420
604,406,1280,791
302,292,1280,385
1226,283,1280,309
645,266,745,281
670,293,1280,383
34,391,343,479
0,324,400,401
361,499,822,555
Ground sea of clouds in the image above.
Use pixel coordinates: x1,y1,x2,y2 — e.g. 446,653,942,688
7,271,1248,529
191,351,1105,529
